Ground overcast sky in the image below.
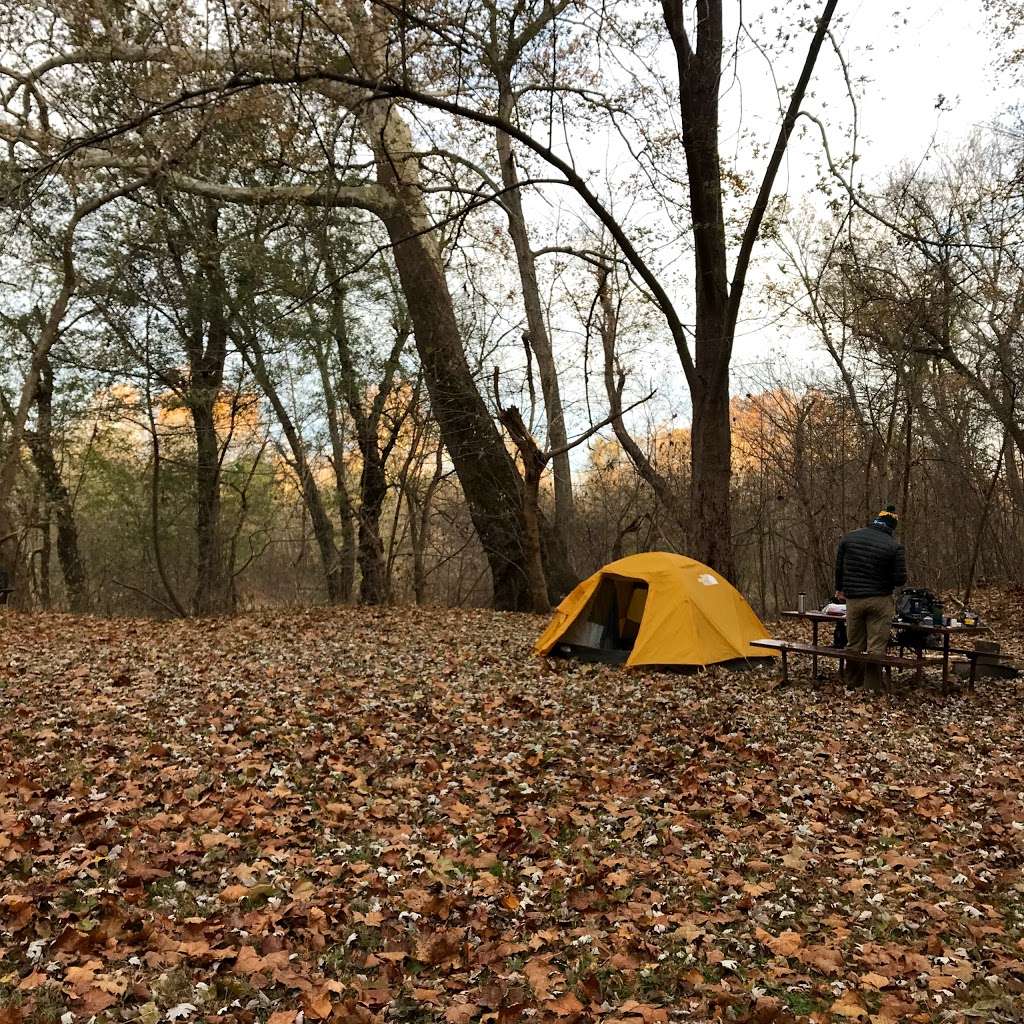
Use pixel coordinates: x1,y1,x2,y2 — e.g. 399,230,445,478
544,0,1024,441
723,0,1019,376
839,0,1006,178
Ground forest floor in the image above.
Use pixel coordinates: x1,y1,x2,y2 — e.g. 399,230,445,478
0,596,1023,1024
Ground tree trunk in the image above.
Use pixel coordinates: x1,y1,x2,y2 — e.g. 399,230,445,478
359,95,532,610
190,397,227,616
144,367,188,617
0,181,144,586
1005,438,1024,508
378,202,531,609
495,82,577,596
495,399,553,614
0,261,76,589
670,0,734,575
355,435,389,605
661,0,838,575
25,354,89,611
520,470,550,614
407,488,428,605
38,514,51,609
242,336,347,603
326,279,410,607
406,445,444,606
179,201,231,617
538,510,576,603
689,372,733,574
313,341,357,601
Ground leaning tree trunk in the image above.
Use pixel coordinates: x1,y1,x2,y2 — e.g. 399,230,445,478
243,338,347,603
302,15,534,609
377,207,530,609
26,354,88,611
358,97,531,610
495,83,577,598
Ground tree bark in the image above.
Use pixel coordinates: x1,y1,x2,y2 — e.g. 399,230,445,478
239,333,348,603
689,367,733,573
25,353,89,611
354,439,389,605
179,202,231,617
494,80,577,596
375,196,530,608
495,399,551,614
312,338,357,601
190,396,227,616
1005,437,1024,510
38,510,51,609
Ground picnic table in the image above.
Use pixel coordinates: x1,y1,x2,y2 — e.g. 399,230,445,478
754,609,989,692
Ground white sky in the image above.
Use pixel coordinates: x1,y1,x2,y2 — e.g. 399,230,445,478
731,0,1016,369
839,0,1003,179
527,0,1024,445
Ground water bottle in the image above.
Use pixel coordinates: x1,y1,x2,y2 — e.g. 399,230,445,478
798,592,805,614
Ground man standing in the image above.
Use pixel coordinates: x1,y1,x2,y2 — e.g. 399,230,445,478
835,505,907,689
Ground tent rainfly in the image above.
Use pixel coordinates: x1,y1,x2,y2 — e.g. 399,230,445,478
535,552,775,668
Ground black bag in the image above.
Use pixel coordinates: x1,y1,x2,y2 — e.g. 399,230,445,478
896,588,942,625
831,620,847,649
895,588,943,650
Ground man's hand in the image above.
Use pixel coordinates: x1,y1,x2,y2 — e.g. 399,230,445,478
836,591,846,602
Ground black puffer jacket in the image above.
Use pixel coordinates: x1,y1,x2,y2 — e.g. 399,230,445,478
835,523,907,599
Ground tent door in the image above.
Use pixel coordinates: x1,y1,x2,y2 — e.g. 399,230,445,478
558,576,648,662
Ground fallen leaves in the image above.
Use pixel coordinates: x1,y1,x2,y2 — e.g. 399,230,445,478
829,993,867,1019
858,971,891,989
756,927,803,957
0,606,1021,1024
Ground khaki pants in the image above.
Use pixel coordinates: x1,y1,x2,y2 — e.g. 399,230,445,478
845,595,894,690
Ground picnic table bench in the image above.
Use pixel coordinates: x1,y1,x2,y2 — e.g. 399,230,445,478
750,638,937,690
761,610,1013,693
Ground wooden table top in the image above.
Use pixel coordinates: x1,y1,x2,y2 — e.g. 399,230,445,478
780,610,986,635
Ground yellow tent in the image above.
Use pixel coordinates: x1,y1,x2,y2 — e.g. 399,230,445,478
535,551,775,668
